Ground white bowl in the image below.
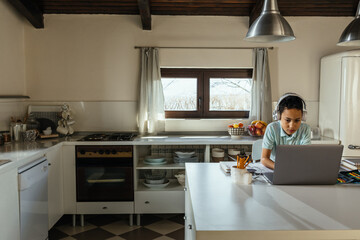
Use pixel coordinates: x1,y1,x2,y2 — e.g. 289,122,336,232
145,156,166,163
43,129,52,135
145,178,166,184
175,151,196,158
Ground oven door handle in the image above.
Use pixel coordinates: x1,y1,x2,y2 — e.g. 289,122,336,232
87,178,125,183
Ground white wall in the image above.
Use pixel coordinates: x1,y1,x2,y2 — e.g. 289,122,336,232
24,15,355,101
22,15,356,131
0,0,27,131
0,0,26,95
0,13,356,132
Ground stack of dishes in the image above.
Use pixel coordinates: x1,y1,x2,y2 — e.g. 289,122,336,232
174,151,198,164
144,156,167,165
143,170,170,188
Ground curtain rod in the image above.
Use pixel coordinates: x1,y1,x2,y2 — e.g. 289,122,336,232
134,46,274,50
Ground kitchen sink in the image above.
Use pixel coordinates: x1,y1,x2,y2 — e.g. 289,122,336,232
0,160,11,166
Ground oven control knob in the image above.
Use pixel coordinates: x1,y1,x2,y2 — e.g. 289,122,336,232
111,150,117,154
80,150,86,155
105,150,110,155
99,150,104,155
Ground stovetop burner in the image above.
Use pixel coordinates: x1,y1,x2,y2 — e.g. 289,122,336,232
79,133,136,141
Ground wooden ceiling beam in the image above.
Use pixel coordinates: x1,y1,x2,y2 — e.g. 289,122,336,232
137,0,152,30
8,0,44,28
249,0,263,27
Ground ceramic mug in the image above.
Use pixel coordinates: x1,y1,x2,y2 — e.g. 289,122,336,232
231,167,252,185
57,126,68,135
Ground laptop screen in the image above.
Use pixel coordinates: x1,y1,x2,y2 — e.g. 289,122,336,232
267,144,343,185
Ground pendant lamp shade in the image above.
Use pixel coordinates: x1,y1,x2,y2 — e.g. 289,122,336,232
245,0,295,43
337,1,360,46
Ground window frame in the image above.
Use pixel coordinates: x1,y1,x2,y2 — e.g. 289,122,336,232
161,68,253,119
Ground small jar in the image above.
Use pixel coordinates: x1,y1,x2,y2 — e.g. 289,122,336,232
212,148,225,162
3,133,11,143
228,149,240,161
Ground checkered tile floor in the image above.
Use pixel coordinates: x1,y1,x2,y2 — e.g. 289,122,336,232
49,214,184,240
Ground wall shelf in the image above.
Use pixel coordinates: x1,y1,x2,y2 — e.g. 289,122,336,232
0,95,30,99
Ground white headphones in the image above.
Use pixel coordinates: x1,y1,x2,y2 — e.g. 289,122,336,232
272,93,307,121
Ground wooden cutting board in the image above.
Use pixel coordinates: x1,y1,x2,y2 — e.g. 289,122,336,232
39,133,59,139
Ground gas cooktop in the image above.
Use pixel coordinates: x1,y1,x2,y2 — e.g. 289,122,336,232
78,133,137,141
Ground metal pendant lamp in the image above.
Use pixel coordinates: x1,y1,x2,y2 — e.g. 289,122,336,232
337,1,360,46
245,0,295,43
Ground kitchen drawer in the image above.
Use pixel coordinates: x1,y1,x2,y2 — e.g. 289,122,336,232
135,191,185,213
76,202,134,214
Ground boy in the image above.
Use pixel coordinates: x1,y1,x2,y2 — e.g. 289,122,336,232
261,93,311,169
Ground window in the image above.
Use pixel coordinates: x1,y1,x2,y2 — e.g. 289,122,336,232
161,68,253,118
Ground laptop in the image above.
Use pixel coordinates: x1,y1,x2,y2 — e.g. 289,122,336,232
263,144,344,185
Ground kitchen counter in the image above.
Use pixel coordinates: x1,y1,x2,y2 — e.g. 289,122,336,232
0,138,64,174
0,134,339,174
132,135,338,145
185,163,360,240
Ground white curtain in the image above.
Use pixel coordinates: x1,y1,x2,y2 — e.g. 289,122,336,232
250,48,272,123
138,48,165,135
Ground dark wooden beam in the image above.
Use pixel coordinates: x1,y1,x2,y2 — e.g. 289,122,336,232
137,0,151,30
249,0,263,27
8,0,44,28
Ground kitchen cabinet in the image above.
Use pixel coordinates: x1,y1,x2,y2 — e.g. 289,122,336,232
47,145,64,229
134,145,196,216
185,177,196,240
62,145,76,214
0,168,20,240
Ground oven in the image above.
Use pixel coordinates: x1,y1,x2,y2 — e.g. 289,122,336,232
76,145,134,202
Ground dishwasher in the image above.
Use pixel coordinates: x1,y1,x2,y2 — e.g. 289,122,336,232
18,156,49,240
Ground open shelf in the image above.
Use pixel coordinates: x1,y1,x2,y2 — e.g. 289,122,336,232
137,179,184,191
136,160,186,169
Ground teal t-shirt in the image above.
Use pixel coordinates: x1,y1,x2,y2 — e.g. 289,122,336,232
262,121,311,161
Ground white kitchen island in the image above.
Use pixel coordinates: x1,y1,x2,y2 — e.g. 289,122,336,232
185,163,360,240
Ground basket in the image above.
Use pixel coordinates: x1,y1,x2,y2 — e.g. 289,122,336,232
228,127,246,138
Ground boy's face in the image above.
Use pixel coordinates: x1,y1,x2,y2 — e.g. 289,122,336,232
280,108,302,136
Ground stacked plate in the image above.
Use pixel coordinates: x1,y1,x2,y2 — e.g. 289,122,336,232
174,151,198,163
144,156,167,165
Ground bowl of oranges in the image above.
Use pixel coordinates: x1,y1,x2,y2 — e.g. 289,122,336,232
228,122,246,138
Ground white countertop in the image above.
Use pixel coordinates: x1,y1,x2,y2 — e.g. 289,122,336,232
132,135,338,145
186,163,360,232
0,134,339,175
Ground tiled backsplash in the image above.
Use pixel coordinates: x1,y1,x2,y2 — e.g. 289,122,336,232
0,100,320,133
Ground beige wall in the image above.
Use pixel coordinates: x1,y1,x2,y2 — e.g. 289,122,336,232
24,14,355,102
0,0,27,131
0,0,26,95
0,12,357,131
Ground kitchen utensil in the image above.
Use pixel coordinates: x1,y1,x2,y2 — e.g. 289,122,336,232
174,171,185,186
144,159,167,165
145,156,166,163
212,148,225,162
56,126,68,135
144,169,167,180
22,129,39,142
3,133,10,143
12,123,26,142
173,156,198,163
174,151,196,157
143,179,170,188
43,127,52,136
145,178,166,184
